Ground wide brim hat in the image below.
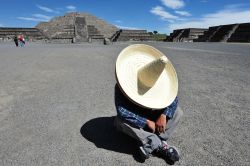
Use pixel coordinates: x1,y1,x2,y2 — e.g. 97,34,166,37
115,44,178,109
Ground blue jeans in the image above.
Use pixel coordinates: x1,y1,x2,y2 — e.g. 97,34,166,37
19,41,25,47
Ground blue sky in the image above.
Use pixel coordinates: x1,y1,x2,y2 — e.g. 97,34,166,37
0,0,250,34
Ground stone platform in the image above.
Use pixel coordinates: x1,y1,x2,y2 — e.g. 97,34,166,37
114,30,153,41
195,23,250,42
228,23,250,42
169,23,250,43
0,27,45,41
169,28,207,42
36,12,118,43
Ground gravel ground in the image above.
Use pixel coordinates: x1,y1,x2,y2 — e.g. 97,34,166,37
0,42,249,166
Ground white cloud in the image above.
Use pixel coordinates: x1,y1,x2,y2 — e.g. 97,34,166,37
17,17,45,22
168,7,250,31
115,25,139,30
37,5,59,14
0,23,4,27
175,11,191,16
160,0,185,9
32,14,51,20
66,5,76,11
115,20,123,23
224,4,246,10
150,6,179,21
17,14,52,22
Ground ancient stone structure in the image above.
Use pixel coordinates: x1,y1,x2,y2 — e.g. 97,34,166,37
36,12,118,43
195,23,250,42
168,28,207,42
0,27,45,41
0,12,155,43
36,13,153,42
228,23,250,42
112,30,153,41
169,23,250,43
1,13,249,43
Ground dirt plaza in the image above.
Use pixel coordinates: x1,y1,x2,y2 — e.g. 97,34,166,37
0,42,249,165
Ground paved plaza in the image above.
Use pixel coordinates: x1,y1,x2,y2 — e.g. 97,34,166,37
0,42,249,165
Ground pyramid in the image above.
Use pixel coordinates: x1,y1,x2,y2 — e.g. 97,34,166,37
36,12,118,42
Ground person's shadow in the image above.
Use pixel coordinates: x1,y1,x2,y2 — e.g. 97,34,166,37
80,84,148,162
80,116,144,162
80,84,177,165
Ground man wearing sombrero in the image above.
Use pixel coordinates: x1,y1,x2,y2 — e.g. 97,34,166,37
114,44,183,164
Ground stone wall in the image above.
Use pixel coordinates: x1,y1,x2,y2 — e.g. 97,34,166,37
209,24,236,42
77,13,118,38
0,27,45,41
169,28,207,42
228,23,250,42
87,25,104,42
169,29,183,42
195,23,250,42
194,26,219,42
36,14,75,39
115,29,153,41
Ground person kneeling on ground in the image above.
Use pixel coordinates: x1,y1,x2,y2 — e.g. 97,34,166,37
114,44,183,164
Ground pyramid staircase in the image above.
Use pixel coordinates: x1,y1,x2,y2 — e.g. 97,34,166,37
222,24,239,42
173,29,185,42
87,25,104,41
228,23,250,42
210,25,238,42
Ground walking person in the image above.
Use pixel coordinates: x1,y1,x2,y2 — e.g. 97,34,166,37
114,44,182,164
18,34,25,47
14,36,18,47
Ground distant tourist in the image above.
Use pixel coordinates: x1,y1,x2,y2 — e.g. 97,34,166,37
18,34,25,47
114,44,182,164
14,36,18,47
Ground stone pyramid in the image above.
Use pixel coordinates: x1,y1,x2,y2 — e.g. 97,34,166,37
36,12,118,42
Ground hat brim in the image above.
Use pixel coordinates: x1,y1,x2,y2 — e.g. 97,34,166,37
116,44,178,109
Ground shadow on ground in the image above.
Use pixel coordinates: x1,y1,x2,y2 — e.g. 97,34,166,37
80,116,144,162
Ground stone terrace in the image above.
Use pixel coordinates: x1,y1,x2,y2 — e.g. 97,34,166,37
115,30,153,41
228,23,250,42
0,27,45,41
169,28,208,42
196,23,250,42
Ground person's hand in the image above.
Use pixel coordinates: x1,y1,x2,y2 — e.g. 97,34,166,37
146,119,156,133
155,114,167,134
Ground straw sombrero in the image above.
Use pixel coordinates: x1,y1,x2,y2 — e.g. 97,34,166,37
115,44,178,109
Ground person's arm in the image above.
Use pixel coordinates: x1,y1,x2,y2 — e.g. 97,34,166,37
115,85,147,129
162,97,178,119
155,97,178,133
116,105,147,129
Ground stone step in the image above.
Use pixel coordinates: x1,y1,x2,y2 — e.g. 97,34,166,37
119,33,152,37
228,23,250,42
174,29,185,42
210,24,236,42
221,24,239,42
121,30,147,33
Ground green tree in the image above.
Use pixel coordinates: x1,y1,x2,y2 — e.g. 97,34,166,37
153,31,158,34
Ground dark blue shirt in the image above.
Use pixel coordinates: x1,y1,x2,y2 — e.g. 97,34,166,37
115,85,178,129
